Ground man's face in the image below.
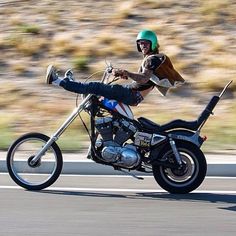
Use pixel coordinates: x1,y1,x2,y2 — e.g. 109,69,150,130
137,40,151,55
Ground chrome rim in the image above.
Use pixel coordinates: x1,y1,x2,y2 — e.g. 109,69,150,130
9,137,58,187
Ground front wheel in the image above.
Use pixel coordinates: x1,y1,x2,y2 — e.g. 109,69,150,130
152,141,207,194
7,132,63,190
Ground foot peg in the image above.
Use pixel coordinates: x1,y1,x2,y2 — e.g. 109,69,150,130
115,168,144,180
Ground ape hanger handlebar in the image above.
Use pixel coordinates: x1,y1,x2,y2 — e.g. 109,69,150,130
219,80,233,98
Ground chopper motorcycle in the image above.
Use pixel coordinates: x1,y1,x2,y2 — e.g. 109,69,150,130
6,63,233,193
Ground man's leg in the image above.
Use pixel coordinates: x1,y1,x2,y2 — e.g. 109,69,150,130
61,80,134,105
46,64,138,105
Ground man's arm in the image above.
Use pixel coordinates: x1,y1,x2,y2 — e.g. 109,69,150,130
113,68,153,84
113,55,163,83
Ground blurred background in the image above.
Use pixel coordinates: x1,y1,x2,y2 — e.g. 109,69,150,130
0,0,235,152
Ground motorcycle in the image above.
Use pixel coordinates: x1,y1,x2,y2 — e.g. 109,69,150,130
6,62,233,193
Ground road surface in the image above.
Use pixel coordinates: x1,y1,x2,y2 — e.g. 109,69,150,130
0,174,236,236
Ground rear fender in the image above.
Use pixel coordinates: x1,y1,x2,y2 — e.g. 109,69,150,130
168,130,204,147
149,130,204,164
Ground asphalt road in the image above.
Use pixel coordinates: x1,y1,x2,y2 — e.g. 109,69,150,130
0,174,236,236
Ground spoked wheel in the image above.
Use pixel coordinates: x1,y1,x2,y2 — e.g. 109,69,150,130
152,141,207,194
7,132,63,191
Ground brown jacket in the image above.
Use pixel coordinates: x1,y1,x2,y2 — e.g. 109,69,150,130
154,54,184,84
143,53,185,95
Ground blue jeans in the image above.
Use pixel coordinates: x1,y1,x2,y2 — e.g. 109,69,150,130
60,80,143,106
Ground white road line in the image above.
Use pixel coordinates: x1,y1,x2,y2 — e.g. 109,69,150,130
1,172,236,179
206,176,236,179
0,185,236,194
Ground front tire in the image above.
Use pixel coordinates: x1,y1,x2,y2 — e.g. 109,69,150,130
7,132,63,190
152,141,207,194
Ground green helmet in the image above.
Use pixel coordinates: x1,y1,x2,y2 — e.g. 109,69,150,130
136,30,159,52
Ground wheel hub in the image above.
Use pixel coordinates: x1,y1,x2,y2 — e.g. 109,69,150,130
171,163,188,176
28,156,41,168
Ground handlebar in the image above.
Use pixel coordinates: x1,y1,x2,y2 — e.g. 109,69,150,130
78,60,127,85
101,62,127,84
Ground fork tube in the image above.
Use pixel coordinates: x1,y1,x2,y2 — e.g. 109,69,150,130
52,94,92,140
31,95,92,164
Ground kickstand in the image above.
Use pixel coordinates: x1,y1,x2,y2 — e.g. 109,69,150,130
118,169,144,180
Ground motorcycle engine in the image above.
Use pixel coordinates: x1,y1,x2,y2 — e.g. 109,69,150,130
95,117,140,168
102,144,140,168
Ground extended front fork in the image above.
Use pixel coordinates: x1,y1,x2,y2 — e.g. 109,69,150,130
29,94,92,166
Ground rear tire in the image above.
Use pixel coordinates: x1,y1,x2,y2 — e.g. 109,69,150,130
7,132,63,190
152,141,207,194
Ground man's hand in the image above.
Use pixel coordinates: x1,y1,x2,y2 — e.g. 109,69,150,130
112,69,129,80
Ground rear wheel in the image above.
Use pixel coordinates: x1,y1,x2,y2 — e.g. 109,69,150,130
152,141,207,194
7,132,63,190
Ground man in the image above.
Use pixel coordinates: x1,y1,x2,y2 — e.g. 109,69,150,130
46,30,185,105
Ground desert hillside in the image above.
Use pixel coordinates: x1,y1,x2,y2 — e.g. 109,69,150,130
0,0,236,152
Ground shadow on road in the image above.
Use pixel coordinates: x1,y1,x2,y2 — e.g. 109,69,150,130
39,190,236,212
138,192,236,212
40,189,129,199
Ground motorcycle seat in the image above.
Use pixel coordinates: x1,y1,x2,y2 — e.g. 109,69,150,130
138,117,161,131
159,119,199,131
138,117,199,132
